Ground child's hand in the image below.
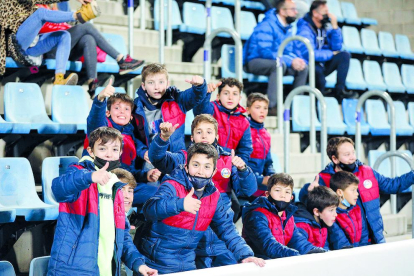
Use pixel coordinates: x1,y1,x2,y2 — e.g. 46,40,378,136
207,81,222,93
159,122,179,141
185,75,204,86
92,162,112,185
97,78,114,102
184,188,201,214
138,265,158,276
241,256,266,267
262,176,270,185
143,151,151,163
308,174,320,192
147,169,161,182
231,149,246,171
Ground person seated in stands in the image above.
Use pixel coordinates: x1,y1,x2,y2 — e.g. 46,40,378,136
138,143,265,274
49,127,157,276
148,113,257,269
193,78,252,163
329,171,369,249
294,186,339,250
299,137,414,245
246,93,276,196
242,173,326,259
293,1,355,98
243,0,308,115
85,80,160,208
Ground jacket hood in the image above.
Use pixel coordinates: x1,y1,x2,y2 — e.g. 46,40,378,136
135,85,180,111
293,202,322,228
248,116,264,129
336,204,357,215
321,160,364,175
264,8,292,32
213,100,247,116
108,117,135,136
242,196,297,220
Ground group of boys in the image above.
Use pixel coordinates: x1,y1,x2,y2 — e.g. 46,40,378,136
46,63,414,276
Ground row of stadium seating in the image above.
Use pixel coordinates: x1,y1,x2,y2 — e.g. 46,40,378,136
0,257,49,276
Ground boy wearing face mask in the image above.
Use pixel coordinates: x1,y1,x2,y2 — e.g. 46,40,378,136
242,173,325,259
49,127,157,276
300,137,414,245
138,143,265,274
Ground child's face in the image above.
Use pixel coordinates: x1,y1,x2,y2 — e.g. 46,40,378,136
191,122,218,144
141,73,169,99
87,138,122,161
186,154,216,178
333,142,356,166
266,183,293,203
217,85,241,110
338,183,359,206
121,182,134,213
106,100,133,126
247,100,269,123
317,205,337,227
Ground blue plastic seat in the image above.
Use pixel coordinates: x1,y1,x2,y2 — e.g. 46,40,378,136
42,157,79,206
184,111,195,136
407,102,414,129
342,99,370,135
44,59,82,72
258,13,265,23
378,32,399,58
240,11,257,40
363,60,387,91
179,2,206,34
29,256,50,276
211,6,235,38
0,115,13,134
221,44,249,79
365,99,390,136
325,59,367,90
342,26,364,54
382,62,406,93
292,95,321,132
325,71,336,88
271,152,282,173
0,203,16,223
0,261,16,276
401,64,414,94
247,74,294,85
395,34,414,60
241,1,266,10
327,0,344,22
387,101,413,136
5,57,22,69
94,86,127,98
341,2,377,25
0,158,58,221
153,0,182,30
317,97,346,135
361,29,382,56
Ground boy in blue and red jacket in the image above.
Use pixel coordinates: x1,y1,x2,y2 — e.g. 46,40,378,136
193,78,253,163
139,143,265,274
48,127,157,276
242,173,326,259
148,114,257,268
294,186,339,250
246,93,275,196
299,137,414,244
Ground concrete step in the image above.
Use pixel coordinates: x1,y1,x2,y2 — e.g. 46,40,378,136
383,213,408,238
276,153,322,175
290,173,319,189
94,25,160,46
133,45,182,63
270,133,301,155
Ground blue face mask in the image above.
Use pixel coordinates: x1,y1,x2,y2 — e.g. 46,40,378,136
187,168,215,190
341,198,351,208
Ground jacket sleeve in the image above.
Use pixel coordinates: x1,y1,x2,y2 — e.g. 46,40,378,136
328,222,351,250
134,136,149,160
120,159,149,183
236,126,253,164
295,25,333,63
142,182,185,221
287,226,319,254
210,195,254,262
122,219,146,272
231,165,257,197
263,150,276,176
148,135,184,174
51,166,94,203
359,211,370,246
242,210,299,258
327,28,343,51
373,169,414,194
299,174,327,203
193,93,214,116
174,81,207,113
86,97,108,136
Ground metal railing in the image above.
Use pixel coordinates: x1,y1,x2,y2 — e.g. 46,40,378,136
283,86,327,173
127,0,135,97
159,0,165,63
140,0,146,30
355,90,397,213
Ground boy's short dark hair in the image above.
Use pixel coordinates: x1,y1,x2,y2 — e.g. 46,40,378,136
307,186,340,214
247,92,269,108
112,168,137,189
191,114,218,136
330,171,359,192
267,173,294,192
186,143,218,167
141,63,169,82
310,0,327,14
218,78,244,94
107,93,134,111
88,127,123,150
326,137,354,161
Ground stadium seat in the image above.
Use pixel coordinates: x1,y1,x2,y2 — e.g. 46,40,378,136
395,34,414,60
94,86,127,98
0,261,16,276
407,102,414,128
325,71,336,89
387,101,413,136
5,57,22,69
360,29,382,56
29,256,50,276
44,59,82,72
240,11,257,40
0,158,58,221
153,0,182,30
382,62,406,93
342,99,370,135
341,2,378,25
258,13,265,23
402,64,414,94
378,31,399,58
179,2,206,34
271,153,282,173
247,74,294,85
42,156,79,206
346,58,367,90
365,99,390,136
185,111,195,136
221,44,249,79
292,95,321,132
342,26,364,54
363,60,387,91
241,1,266,10
326,0,344,22
0,115,13,134
52,85,89,133
211,6,235,38
317,97,347,135
0,204,16,223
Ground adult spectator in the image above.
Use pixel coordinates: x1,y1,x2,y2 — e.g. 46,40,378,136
243,0,308,115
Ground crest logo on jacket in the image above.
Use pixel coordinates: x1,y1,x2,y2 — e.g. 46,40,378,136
363,180,372,189
221,168,231,178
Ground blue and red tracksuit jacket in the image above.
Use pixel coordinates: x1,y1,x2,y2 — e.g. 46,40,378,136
193,99,253,163
47,158,146,276
248,117,275,196
139,168,254,274
299,160,414,244
242,197,320,259
293,203,330,250
134,82,207,156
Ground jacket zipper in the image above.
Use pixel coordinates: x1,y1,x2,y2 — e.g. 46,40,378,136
347,212,357,243
225,114,231,147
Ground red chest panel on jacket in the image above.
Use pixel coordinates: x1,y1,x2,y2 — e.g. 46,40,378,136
255,207,294,245
336,205,363,244
213,155,233,193
295,223,327,248
162,181,220,231
161,101,185,128
250,127,271,159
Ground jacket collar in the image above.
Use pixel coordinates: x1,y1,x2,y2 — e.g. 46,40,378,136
264,8,292,33
213,100,246,115
336,204,357,214
242,196,297,221
108,117,134,135
135,85,180,111
321,160,364,175
248,116,264,129
293,202,323,228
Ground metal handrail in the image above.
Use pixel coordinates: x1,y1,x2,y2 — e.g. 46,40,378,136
283,86,327,173
127,0,134,97
166,0,172,47
140,0,145,30
234,0,241,34
159,0,165,63
355,90,396,213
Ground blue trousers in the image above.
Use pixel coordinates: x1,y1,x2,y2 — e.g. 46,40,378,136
315,51,351,94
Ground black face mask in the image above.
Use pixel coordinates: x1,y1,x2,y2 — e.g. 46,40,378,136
94,156,121,172
321,14,331,27
338,162,356,173
212,138,218,149
268,195,290,212
286,16,297,25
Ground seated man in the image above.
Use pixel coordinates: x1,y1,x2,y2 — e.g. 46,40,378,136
243,0,308,114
